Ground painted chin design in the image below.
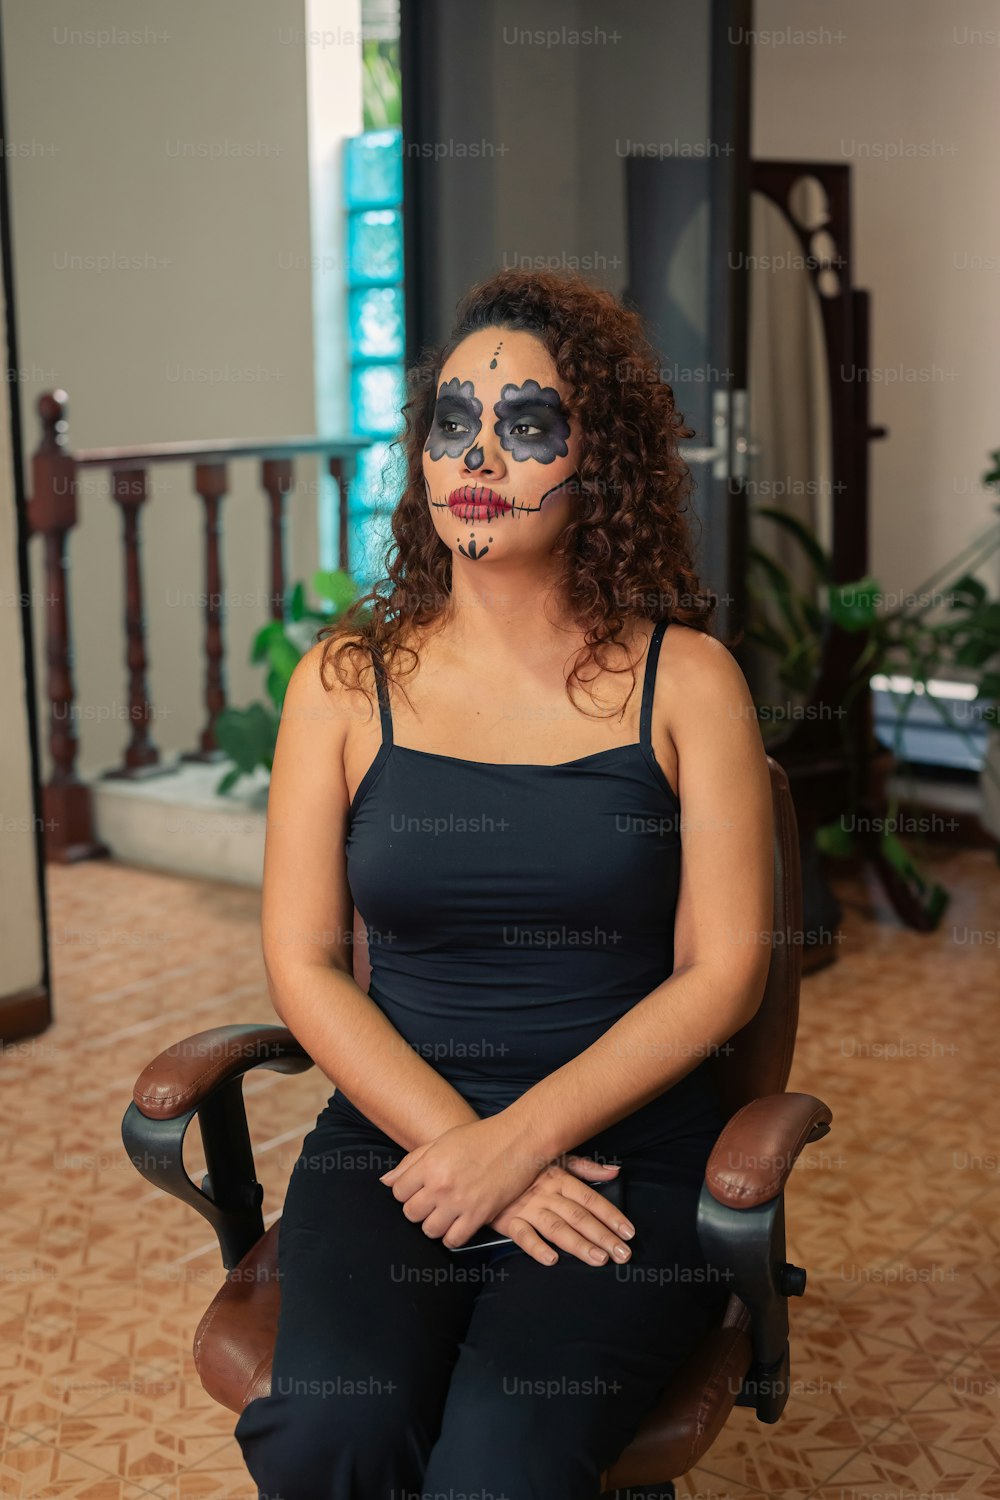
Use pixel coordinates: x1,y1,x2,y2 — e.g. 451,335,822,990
428,473,582,524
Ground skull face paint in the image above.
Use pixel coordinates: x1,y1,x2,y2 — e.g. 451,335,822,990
458,532,492,560
422,326,582,565
493,380,571,465
424,377,483,461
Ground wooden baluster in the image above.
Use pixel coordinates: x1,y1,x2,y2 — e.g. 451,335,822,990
261,458,293,621
329,453,350,575
28,391,109,861
184,462,228,760
104,467,170,778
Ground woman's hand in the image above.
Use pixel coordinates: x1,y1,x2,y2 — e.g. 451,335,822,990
378,1116,634,1266
378,1114,544,1242
487,1158,635,1268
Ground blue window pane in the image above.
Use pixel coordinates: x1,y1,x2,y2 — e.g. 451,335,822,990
348,209,403,285
348,507,396,590
345,129,402,208
351,363,406,438
349,286,405,361
351,440,406,512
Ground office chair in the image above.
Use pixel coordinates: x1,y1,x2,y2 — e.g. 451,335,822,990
122,755,832,1496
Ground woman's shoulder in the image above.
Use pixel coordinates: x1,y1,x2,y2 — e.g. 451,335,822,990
283,633,377,734
659,618,733,672
655,621,757,736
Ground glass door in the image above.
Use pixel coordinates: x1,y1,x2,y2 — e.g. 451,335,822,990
402,0,754,639
622,0,753,641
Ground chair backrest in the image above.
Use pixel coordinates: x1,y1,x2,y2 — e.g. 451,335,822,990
708,754,803,1118
352,754,803,1122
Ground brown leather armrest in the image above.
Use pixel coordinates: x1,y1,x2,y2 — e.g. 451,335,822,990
132,1023,314,1120
705,1092,832,1209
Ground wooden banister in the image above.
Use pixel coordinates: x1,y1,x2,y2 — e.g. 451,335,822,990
184,462,229,761
261,458,294,622
104,467,161,777
73,435,371,467
27,390,367,861
28,392,109,861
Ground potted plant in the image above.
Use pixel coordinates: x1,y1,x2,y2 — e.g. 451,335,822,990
746,472,1000,931
214,569,364,794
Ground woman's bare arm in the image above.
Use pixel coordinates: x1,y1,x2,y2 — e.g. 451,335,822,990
261,640,481,1150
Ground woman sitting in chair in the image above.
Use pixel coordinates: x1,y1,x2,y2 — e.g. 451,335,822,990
234,267,774,1499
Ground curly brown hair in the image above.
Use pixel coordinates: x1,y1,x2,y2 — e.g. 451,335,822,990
319,267,717,718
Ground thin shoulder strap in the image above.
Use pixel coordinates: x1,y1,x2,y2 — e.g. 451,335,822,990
370,645,393,746
639,618,670,749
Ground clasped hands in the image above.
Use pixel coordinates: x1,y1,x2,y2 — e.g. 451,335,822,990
378,1113,635,1268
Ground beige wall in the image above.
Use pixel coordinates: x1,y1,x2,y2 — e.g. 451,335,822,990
0,270,46,1008
753,0,1000,596
4,0,361,775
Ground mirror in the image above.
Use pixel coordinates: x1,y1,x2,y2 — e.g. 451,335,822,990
743,176,834,736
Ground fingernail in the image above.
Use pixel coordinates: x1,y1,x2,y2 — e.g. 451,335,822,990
589,1248,608,1264
613,1244,630,1260
620,1223,634,1239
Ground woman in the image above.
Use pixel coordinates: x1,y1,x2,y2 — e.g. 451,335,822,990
235,268,774,1499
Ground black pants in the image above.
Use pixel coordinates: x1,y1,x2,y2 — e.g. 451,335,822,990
234,1095,730,1500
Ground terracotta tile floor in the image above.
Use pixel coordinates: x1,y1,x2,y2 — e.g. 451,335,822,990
2,847,998,1498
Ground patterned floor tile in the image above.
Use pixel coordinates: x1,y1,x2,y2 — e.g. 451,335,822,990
813,1413,1000,1496
690,1402,892,1494
1,849,995,1495
0,1428,171,1497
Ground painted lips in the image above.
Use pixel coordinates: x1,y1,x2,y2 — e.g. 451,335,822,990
446,485,512,521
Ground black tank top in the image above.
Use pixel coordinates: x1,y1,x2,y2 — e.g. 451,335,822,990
341,618,726,1178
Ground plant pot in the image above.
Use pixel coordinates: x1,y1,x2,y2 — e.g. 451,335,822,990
980,727,1000,843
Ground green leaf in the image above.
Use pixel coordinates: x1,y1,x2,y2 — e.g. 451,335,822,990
955,638,1000,668
829,576,881,631
216,766,242,796
948,573,987,609
289,581,306,622
311,568,358,615
214,703,280,776
816,821,855,858
244,702,280,768
251,619,287,665
924,884,951,926
265,665,291,713
747,546,811,644
265,631,304,681
753,506,833,581
871,829,947,927
215,708,262,774
880,829,919,880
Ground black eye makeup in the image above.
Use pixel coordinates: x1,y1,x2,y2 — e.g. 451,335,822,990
493,380,570,464
424,377,483,460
